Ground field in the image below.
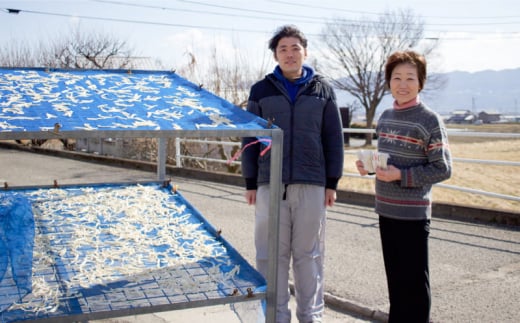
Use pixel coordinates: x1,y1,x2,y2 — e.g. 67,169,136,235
339,124,520,213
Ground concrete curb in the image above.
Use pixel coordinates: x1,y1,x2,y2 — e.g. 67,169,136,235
288,282,388,322
324,292,388,322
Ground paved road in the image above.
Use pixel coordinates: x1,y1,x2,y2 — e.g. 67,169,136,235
1,147,519,322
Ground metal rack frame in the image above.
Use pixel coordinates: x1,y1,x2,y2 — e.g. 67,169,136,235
0,68,283,322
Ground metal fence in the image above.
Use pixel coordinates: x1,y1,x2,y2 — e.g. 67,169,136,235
175,129,520,203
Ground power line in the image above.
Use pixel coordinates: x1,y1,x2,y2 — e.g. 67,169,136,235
89,0,324,23
90,0,325,22
268,0,520,20
2,6,520,41
91,0,520,27
176,0,520,25
1,8,268,33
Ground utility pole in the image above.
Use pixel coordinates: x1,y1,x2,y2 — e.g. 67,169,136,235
515,99,518,122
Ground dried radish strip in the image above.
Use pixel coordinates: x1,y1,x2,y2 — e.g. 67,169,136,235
6,184,241,315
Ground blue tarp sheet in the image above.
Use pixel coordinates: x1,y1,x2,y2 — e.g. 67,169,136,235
0,183,265,322
0,194,34,313
0,68,270,134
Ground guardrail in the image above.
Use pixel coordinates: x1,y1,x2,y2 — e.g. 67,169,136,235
175,138,242,167
175,129,520,203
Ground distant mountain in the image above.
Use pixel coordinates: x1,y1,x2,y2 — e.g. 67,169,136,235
428,68,520,115
336,68,520,116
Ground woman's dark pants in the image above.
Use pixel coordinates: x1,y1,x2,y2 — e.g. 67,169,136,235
379,215,431,323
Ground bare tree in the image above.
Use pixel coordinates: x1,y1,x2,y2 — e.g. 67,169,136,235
179,44,270,108
319,9,442,145
0,40,39,67
0,26,138,69
42,27,134,69
177,42,270,173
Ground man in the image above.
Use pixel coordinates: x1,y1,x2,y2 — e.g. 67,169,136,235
241,25,344,323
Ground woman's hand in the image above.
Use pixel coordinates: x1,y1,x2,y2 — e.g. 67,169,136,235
375,165,401,182
355,160,370,176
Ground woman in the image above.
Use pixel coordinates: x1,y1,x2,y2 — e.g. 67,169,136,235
356,50,452,322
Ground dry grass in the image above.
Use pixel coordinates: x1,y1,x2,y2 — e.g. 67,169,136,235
339,124,520,213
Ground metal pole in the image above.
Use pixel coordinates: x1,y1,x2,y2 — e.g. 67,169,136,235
176,137,182,167
157,137,167,180
265,129,283,323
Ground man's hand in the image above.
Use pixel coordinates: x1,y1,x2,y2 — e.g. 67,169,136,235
325,188,337,207
244,190,257,205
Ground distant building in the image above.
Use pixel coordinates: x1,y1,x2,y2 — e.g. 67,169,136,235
446,110,477,124
501,115,520,123
478,111,501,123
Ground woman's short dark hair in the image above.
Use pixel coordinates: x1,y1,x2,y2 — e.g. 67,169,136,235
385,50,427,91
268,25,308,52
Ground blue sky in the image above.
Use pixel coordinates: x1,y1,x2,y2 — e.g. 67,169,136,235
1,0,519,73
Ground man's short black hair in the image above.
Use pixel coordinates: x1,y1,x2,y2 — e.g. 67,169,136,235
268,25,308,52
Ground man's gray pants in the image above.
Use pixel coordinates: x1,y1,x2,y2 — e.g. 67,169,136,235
255,184,326,323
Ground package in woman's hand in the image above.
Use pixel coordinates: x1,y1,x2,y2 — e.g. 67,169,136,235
357,150,390,173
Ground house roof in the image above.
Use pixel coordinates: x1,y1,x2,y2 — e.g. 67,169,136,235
479,110,501,115
451,109,473,115
0,68,271,140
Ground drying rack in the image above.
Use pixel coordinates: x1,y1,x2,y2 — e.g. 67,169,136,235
0,68,283,322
